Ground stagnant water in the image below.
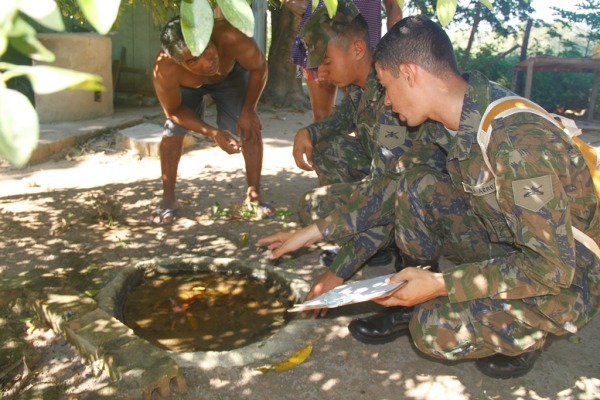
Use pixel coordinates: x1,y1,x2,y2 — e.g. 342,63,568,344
122,271,295,352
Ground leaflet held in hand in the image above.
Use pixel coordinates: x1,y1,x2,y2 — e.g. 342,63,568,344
288,274,405,312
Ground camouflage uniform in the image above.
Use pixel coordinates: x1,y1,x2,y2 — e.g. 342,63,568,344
395,71,600,360
299,67,446,279
297,1,446,279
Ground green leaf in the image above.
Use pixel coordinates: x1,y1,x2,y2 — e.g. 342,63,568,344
8,65,104,94
0,1,18,25
437,0,457,27
478,0,494,12
0,36,6,55
9,34,55,62
0,3,15,55
18,0,65,32
8,17,55,62
76,0,120,35
396,0,404,10
311,0,318,12
181,0,214,56
0,87,39,167
322,0,338,18
216,0,254,37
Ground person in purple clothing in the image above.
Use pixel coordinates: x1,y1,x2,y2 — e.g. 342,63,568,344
290,0,402,121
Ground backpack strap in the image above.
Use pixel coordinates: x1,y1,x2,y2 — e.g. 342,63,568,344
480,96,582,137
477,96,600,259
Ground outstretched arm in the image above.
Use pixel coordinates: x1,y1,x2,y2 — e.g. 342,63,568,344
258,226,344,319
257,224,323,259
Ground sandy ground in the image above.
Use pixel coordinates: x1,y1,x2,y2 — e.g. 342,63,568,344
0,105,599,399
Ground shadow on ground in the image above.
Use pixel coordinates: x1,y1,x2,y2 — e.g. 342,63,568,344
1,108,599,399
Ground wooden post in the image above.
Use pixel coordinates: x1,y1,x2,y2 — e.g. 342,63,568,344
589,71,599,121
525,60,534,99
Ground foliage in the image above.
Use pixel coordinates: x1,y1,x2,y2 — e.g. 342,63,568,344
281,0,487,27
3,0,595,168
0,0,253,168
400,0,494,26
455,0,534,36
551,0,600,56
457,41,517,87
459,36,595,116
55,0,179,28
0,0,114,167
182,0,254,56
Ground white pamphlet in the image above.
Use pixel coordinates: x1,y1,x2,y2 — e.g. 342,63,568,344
288,274,405,312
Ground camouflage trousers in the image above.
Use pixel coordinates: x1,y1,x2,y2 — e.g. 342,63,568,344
394,166,564,360
299,133,395,279
310,132,370,187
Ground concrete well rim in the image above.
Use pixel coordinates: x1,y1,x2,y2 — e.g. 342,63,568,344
96,254,317,369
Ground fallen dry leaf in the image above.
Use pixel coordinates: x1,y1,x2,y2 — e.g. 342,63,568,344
256,342,314,373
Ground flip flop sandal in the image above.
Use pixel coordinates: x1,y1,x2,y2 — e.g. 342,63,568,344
149,207,178,226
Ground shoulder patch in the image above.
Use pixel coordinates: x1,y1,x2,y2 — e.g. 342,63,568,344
512,175,553,212
462,179,496,196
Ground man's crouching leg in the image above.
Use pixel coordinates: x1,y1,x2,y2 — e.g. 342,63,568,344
410,297,547,379
348,166,444,345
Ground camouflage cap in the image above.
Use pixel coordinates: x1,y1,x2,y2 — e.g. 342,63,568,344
299,0,360,69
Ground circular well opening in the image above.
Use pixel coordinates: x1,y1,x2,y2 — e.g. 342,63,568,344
97,256,315,369
122,269,295,352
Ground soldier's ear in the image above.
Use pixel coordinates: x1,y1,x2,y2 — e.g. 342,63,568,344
399,64,417,86
351,38,367,60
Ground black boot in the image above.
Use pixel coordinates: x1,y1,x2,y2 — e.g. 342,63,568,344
365,248,395,267
319,248,339,267
396,252,439,272
475,350,541,379
348,306,412,345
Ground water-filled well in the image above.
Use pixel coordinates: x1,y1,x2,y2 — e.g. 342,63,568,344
97,255,315,369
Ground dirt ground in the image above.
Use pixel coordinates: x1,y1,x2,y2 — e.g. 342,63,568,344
0,105,599,400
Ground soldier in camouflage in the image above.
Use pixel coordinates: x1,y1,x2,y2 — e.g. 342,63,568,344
258,1,445,319
366,15,600,379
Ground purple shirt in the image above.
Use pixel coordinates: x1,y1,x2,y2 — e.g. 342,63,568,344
291,0,383,69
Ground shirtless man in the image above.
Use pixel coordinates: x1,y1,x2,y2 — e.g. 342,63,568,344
151,15,268,225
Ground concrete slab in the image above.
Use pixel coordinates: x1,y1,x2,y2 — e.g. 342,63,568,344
117,123,196,158
29,106,164,165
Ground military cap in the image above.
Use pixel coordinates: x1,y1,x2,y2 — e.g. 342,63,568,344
299,0,360,69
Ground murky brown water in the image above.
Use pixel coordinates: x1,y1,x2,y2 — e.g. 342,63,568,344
122,271,295,352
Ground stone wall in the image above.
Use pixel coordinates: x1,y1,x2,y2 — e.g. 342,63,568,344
34,33,114,123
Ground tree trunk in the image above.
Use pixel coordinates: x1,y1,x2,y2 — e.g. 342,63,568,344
261,6,309,110
515,19,533,95
520,19,533,62
460,2,481,71
481,44,520,70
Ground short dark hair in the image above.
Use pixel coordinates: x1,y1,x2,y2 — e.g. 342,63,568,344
333,13,371,51
300,3,372,69
373,15,459,79
160,16,188,63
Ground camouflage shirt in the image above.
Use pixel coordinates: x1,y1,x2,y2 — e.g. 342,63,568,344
422,71,600,331
307,68,445,246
